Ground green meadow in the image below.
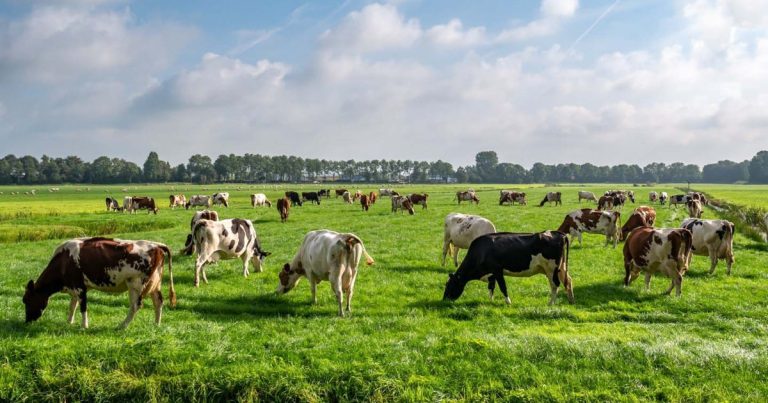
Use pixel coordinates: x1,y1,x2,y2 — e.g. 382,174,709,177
0,184,766,401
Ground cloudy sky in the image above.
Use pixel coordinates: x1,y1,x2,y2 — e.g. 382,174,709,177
1,0,767,167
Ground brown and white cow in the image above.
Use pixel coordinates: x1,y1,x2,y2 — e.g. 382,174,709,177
23,237,176,329
557,209,621,248
353,190,363,202
623,227,692,296
182,210,219,255
129,196,158,214
442,213,497,267
597,195,614,211
681,218,735,275
212,192,230,208
360,194,370,211
368,192,377,204
500,191,526,205
276,230,374,317
408,193,429,209
391,195,415,215
186,195,212,209
251,193,272,207
342,191,353,204
619,206,656,241
649,191,658,203
455,191,479,205
335,189,348,198
379,188,395,197
277,197,290,222
169,194,186,209
687,199,703,218
538,192,562,207
192,219,270,287
105,197,121,212
578,191,597,203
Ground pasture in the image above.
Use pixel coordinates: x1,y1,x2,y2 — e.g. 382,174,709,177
1,184,767,401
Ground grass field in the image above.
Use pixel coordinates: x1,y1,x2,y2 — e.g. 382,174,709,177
692,184,768,207
1,183,767,401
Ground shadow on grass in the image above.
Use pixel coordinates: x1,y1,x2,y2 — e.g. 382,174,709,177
388,265,450,275
177,293,339,320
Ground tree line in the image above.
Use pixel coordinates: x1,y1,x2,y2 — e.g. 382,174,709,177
0,150,766,184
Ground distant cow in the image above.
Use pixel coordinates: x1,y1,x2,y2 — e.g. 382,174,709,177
668,194,689,207
302,192,321,205
687,199,703,218
500,191,526,205
455,191,479,205
277,197,290,222
612,194,628,210
23,237,176,329
276,230,374,317
379,189,395,197
659,192,668,206
186,195,212,209
105,197,120,212
649,191,658,203
623,227,692,296
251,193,271,207
369,192,377,204
285,191,303,207
212,192,230,208
443,231,574,305
391,195,415,215
169,194,186,209
408,193,428,209
342,191,353,204
578,191,597,203
681,218,735,275
192,218,270,287
353,190,363,202
318,189,331,198
619,206,656,241
442,213,497,267
335,189,348,198
539,192,562,207
557,209,621,248
129,196,158,214
360,194,370,211
597,196,614,211
182,210,220,255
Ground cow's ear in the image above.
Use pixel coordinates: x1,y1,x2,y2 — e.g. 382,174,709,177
26,280,34,291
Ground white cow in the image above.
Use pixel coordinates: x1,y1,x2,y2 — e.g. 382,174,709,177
649,191,658,203
212,192,230,207
251,193,271,207
442,213,497,267
379,188,396,197
276,230,374,317
192,218,270,287
681,218,735,275
122,196,133,213
578,191,597,203
659,192,668,205
342,191,353,204
687,199,703,218
186,195,212,209
182,210,219,255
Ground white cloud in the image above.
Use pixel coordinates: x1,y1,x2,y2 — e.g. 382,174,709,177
320,3,421,52
425,19,486,47
497,0,579,43
541,0,579,18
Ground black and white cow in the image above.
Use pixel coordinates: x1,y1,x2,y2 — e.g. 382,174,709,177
212,192,230,208
443,231,574,305
538,192,562,207
192,218,270,287
182,210,220,255
186,195,212,209
23,237,176,329
681,218,735,275
105,197,121,212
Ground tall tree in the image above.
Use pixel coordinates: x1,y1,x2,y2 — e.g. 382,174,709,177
749,151,768,183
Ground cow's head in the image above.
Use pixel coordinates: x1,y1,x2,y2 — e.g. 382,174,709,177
23,280,48,322
251,246,271,272
276,263,305,294
442,273,467,301
403,199,415,215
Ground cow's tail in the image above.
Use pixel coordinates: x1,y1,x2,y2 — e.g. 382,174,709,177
680,229,693,271
158,244,177,308
343,234,375,266
552,234,569,287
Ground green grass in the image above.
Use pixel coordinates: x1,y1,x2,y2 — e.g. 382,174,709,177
1,183,767,401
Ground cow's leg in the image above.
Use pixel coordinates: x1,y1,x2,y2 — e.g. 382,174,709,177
708,248,718,275
194,257,205,287
726,249,734,275
548,278,559,305
644,272,652,291
119,279,143,329
495,273,511,305
242,253,250,277
67,293,79,324
151,290,163,325
441,239,450,266
331,276,344,317
79,290,89,329
310,279,318,305
452,246,460,267
487,275,496,301
344,270,357,314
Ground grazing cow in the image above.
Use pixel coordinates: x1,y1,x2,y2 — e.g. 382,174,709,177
649,191,658,203
687,199,703,218
539,192,562,207
557,209,621,248
455,191,480,205
612,194,628,210
352,190,363,202
627,191,635,203
619,206,656,241
597,196,614,211
341,191,353,204
500,191,527,205
251,193,272,207
442,213,497,267
277,198,290,223
186,195,212,209
443,231,574,305
129,196,158,214
212,192,230,208
285,191,303,207
578,191,597,203
301,192,321,205
169,194,186,209
368,192,377,204
23,237,176,329
668,194,689,207
659,192,668,206
105,197,120,212
335,189,348,198
122,196,133,212
360,194,370,211
182,210,219,255
318,189,331,198
623,227,692,296
379,189,395,197
391,195,415,215
192,219,270,287
276,230,374,317
681,218,735,275
408,193,429,209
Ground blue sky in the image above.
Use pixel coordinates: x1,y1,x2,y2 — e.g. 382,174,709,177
1,0,767,166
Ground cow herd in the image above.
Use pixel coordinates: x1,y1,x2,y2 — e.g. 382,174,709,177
23,187,735,330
